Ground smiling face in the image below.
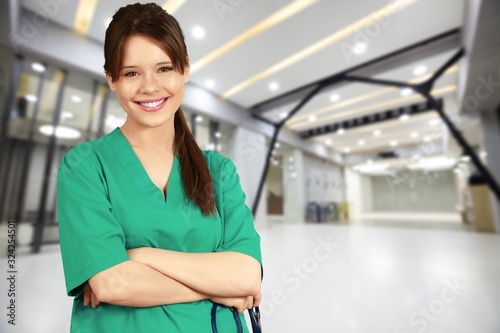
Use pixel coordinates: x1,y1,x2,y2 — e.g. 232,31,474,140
107,35,190,131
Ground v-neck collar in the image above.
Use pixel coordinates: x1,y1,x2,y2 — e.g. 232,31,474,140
107,127,180,210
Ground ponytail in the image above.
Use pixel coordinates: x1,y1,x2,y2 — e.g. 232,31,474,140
174,109,216,216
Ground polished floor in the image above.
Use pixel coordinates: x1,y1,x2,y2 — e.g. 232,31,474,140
1,221,499,333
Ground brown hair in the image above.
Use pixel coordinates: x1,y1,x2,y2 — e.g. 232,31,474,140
104,3,215,216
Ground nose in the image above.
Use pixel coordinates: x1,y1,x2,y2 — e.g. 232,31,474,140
140,72,160,94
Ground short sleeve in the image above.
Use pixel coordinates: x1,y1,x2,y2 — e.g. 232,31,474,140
57,148,129,297
216,158,262,270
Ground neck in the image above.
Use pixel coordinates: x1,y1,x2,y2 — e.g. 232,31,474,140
120,120,175,152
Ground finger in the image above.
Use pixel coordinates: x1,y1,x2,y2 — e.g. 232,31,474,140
91,290,99,308
94,292,101,307
253,293,261,307
83,283,90,306
247,296,254,309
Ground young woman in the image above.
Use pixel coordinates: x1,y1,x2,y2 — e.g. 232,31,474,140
57,3,262,332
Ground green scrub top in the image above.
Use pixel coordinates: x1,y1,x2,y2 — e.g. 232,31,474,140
57,127,262,333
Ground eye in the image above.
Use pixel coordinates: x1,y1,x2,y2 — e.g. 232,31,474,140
124,71,139,77
159,67,173,73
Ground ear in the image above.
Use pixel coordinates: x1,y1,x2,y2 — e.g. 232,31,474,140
106,73,117,91
183,57,190,84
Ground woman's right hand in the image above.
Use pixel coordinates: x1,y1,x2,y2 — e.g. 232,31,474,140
83,282,101,308
210,294,259,313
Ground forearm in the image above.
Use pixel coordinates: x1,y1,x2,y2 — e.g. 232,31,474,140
131,249,261,297
89,260,208,307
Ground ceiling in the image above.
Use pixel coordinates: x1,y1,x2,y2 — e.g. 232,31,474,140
15,0,486,166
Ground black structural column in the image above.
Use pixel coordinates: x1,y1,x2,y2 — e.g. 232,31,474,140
251,84,324,216
32,70,68,253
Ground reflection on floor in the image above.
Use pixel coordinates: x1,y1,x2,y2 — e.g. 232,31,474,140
1,222,499,333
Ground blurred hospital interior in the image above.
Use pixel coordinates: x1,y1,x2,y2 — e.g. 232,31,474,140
0,0,500,332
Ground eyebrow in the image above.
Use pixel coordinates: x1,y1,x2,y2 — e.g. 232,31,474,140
120,62,173,70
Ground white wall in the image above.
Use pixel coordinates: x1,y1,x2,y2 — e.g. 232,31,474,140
282,149,305,224
370,170,459,213
227,126,267,227
303,153,345,203
344,168,372,218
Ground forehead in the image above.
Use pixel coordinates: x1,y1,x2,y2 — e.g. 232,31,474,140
121,35,172,65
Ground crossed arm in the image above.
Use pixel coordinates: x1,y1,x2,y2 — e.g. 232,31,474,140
85,248,262,312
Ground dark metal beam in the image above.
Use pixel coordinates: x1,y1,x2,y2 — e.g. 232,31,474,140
344,48,500,203
252,28,460,112
252,83,324,216
300,99,440,139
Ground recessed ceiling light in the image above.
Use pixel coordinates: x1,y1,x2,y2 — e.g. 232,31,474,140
367,159,373,165
343,147,351,153
25,94,38,103
308,115,317,122
205,79,216,88
272,160,279,165
373,129,382,136
39,125,81,139
289,156,294,162
413,65,427,76
269,82,279,91
358,139,366,146
61,111,74,120
329,93,340,103
325,139,332,145
353,42,367,55
423,136,432,143
390,140,399,147
480,151,488,158
191,26,206,39
71,95,82,103
400,88,413,96
410,132,419,138
31,62,46,73
279,111,288,119
336,127,345,135
214,131,222,138
399,114,410,121
274,142,281,148
195,115,204,123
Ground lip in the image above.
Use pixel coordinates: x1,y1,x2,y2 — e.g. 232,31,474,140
134,97,169,112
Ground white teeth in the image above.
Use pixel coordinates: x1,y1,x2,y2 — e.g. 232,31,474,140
140,99,165,108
